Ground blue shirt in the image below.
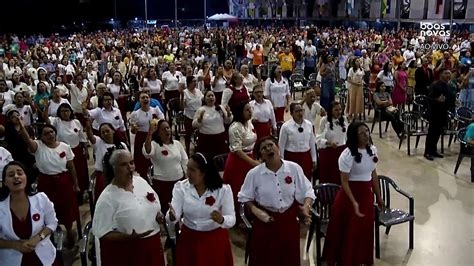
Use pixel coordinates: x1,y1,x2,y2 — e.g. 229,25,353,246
133,98,164,113
465,123,474,142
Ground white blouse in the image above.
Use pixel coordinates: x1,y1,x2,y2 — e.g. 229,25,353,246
129,107,165,132
238,160,316,213
348,68,365,85
192,105,232,135
221,86,250,107
279,119,317,162
338,146,378,181
228,121,257,152
211,77,227,93
316,116,348,149
0,90,15,106
142,140,188,181
377,71,394,87
33,141,74,175
107,83,128,99
2,105,33,126
0,147,14,182
249,99,277,129
69,84,89,113
88,107,125,131
242,74,258,93
162,71,184,91
47,98,70,117
143,78,162,95
50,117,87,148
302,101,324,126
183,89,203,120
167,179,236,231
92,136,128,172
89,96,118,109
264,78,290,108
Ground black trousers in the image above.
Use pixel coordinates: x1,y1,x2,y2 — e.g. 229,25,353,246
424,120,444,155
380,109,403,135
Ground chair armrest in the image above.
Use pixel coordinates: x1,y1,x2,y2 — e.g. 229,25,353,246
390,183,415,216
310,206,321,220
54,227,64,252
78,221,93,253
240,203,252,229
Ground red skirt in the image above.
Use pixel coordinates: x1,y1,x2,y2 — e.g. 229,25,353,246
71,145,89,193
284,150,313,180
114,129,127,144
134,131,151,178
223,151,254,222
318,145,346,184
37,172,80,227
75,113,87,128
213,91,223,105
274,107,285,123
322,181,375,266
196,132,229,161
94,171,106,200
100,232,165,266
176,225,233,266
249,204,300,266
252,121,272,141
117,95,128,120
151,178,183,214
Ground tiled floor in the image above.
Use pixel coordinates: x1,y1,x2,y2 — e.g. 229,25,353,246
68,107,474,266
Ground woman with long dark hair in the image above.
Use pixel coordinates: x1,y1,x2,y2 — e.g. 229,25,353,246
264,65,290,123
0,161,59,265
346,58,365,120
377,61,394,92
319,53,336,112
316,101,348,184
323,121,384,265
168,152,235,266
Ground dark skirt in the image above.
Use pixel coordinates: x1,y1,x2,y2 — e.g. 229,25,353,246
116,95,128,120
323,181,375,266
274,107,285,123
74,113,87,128
114,129,128,145
252,121,272,141
213,91,223,105
37,172,80,227
196,131,229,162
164,90,180,106
249,204,300,266
318,145,346,184
71,145,89,193
100,232,165,266
176,225,233,266
94,171,106,201
284,150,313,180
151,178,183,214
134,131,151,179
223,151,254,223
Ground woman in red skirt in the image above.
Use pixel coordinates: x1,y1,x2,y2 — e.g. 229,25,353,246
249,85,277,140
278,102,317,180
43,103,89,203
143,119,187,214
192,90,232,161
129,92,165,178
92,149,165,266
168,152,235,266
162,62,184,106
19,122,80,247
223,101,259,221
238,136,315,266
264,65,290,123
322,122,385,266
316,101,348,184
221,73,250,112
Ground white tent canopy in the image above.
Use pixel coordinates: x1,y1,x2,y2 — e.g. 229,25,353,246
207,13,238,21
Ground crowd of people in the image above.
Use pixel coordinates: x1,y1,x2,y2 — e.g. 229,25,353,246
0,23,472,265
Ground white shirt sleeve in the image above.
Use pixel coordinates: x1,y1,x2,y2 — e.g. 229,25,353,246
310,127,317,162
38,192,58,232
166,181,185,225
278,123,289,158
293,164,316,204
338,148,353,173
221,88,233,107
220,185,236,229
92,192,117,239
316,117,329,149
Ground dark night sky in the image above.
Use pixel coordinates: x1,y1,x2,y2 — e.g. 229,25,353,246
0,0,228,33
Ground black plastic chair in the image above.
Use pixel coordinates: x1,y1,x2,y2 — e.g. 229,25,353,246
412,95,430,119
398,111,429,155
337,87,348,111
455,107,473,129
167,97,185,140
454,128,473,174
375,175,415,259
371,103,391,138
305,183,341,266
289,73,307,100
441,111,458,153
240,203,253,264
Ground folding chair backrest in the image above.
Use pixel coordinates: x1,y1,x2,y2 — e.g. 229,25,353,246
213,153,229,173
290,73,305,82
457,127,467,146
456,107,473,121
400,111,423,133
377,175,397,209
314,183,340,221
168,97,182,113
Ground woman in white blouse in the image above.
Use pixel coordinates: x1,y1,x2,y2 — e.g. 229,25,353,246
192,90,232,161
238,136,315,266
162,62,184,105
140,68,163,101
211,66,228,105
43,103,89,202
249,85,276,140
316,101,348,184
223,101,259,220
106,71,129,119
377,61,394,92
68,72,90,127
19,122,80,247
240,64,259,94
167,152,235,266
264,65,290,123
0,79,15,124
0,161,59,266
2,92,34,135
301,88,326,128
181,76,203,155
47,87,70,117
322,122,384,265
346,58,365,120
143,119,188,214
196,61,213,92
129,92,165,178
278,102,317,180
92,149,165,266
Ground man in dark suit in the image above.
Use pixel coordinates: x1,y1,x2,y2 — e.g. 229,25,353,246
415,57,434,96
424,69,451,161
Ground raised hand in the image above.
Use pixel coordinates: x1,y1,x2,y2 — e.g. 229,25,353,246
168,203,177,222
210,210,224,224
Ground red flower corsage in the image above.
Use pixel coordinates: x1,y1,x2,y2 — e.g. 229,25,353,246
74,128,79,133
161,150,169,156
32,213,40,221
205,196,216,206
373,156,379,163
285,176,292,184
114,116,120,120
146,192,156,202
59,151,66,158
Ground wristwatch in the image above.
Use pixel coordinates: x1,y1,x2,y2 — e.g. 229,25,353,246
39,232,46,240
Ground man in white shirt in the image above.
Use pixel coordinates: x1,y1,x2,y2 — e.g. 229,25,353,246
403,46,415,67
